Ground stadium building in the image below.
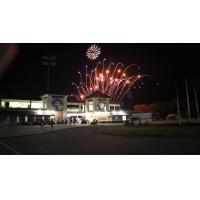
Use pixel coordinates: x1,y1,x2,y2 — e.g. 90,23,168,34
0,92,152,125
0,92,129,125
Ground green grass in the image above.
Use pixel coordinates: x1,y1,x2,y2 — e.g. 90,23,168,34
97,125,200,137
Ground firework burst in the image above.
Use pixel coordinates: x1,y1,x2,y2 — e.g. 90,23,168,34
86,44,101,60
72,60,148,103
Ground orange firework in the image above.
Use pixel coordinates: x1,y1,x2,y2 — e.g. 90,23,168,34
72,60,147,103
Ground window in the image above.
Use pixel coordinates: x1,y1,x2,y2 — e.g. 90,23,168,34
110,106,114,111
31,102,42,109
89,101,93,111
115,106,120,111
1,102,5,108
9,101,30,108
67,105,80,112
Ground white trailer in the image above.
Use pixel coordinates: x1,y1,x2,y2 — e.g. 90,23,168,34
129,112,152,125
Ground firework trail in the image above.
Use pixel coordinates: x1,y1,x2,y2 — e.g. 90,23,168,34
72,60,147,103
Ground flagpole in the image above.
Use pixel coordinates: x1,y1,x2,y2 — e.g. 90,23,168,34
175,83,181,126
185,78,191,122
194,88,200,120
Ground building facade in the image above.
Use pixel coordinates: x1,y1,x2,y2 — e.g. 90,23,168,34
0,92,128,125
0,92,153,126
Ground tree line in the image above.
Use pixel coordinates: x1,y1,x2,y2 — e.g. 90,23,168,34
133,99,199,119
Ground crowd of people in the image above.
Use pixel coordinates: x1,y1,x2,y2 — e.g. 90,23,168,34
40,116,86,128
64,117,83,125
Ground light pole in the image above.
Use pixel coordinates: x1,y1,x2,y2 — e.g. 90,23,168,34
42,56,56,92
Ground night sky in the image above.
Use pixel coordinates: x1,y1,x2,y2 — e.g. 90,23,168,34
0,44,200,105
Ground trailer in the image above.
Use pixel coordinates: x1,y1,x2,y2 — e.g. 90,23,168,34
125,112,152,125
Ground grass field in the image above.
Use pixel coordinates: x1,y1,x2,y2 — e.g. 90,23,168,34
97,125,200,137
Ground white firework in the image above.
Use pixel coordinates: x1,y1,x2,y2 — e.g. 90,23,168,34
86,44,101,60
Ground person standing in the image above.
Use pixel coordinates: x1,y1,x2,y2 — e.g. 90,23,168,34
40,119,44,128
65,117,69,126
50,119,54,128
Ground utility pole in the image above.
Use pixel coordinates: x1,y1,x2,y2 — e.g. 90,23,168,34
185,78,191,122
194,88,200,120
175,83,181,126
42,56,56,92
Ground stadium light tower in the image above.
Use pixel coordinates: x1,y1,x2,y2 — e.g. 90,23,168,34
42,56,56,92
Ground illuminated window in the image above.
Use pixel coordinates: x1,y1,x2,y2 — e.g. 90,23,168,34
122,116,126,121
89,101,93,111
1,102,5,108
9,101,30,108
31,102,43,109
67,105,80,112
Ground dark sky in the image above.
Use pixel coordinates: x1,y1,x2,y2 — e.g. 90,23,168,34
0,43,200,104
